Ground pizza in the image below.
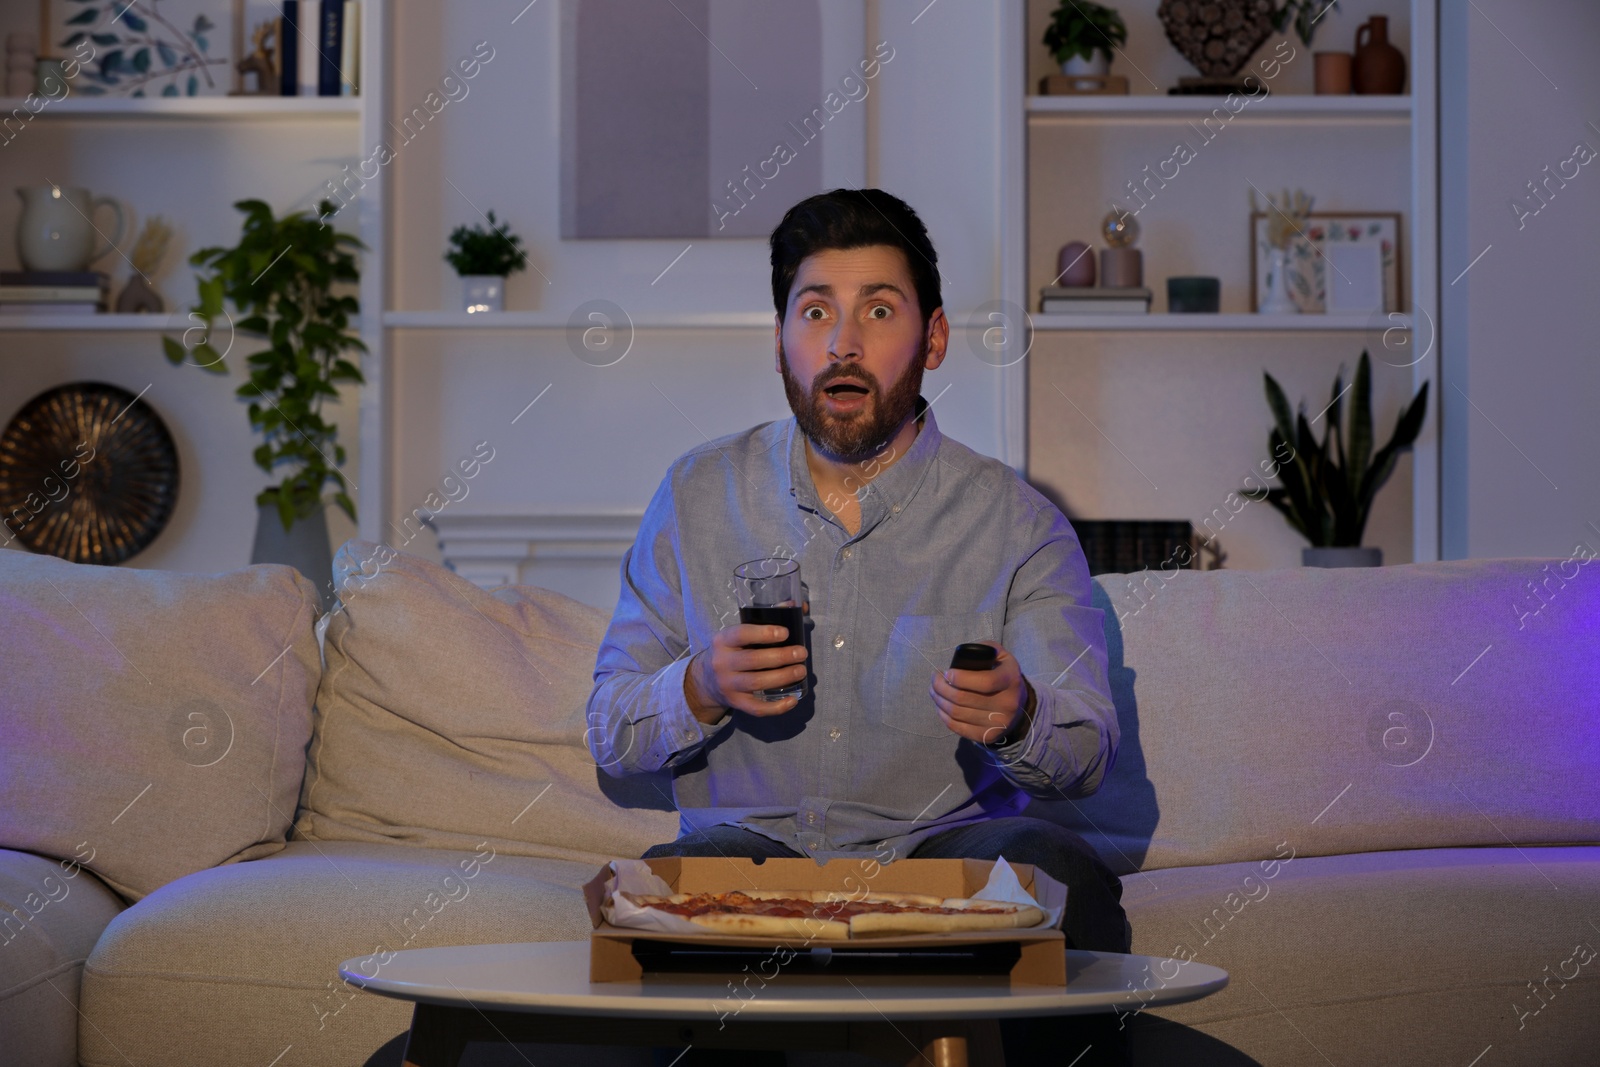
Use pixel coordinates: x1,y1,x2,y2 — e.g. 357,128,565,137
619,888,1045,940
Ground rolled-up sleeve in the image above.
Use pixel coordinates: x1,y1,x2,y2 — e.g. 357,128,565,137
586,472,733,777
989,510,1119,798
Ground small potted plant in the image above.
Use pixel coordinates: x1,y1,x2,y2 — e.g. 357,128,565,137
1043,1,1128,87
443,209,528,314
1256,350,1429,567
166,197,365,606
1271,0,1341,47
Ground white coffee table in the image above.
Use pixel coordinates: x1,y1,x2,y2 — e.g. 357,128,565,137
340,940,1226,1067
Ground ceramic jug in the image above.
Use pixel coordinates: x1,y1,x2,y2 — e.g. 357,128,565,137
15,185,126,272
1352,16,1406,94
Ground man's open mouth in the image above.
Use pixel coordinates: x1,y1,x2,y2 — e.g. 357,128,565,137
823,380,870,397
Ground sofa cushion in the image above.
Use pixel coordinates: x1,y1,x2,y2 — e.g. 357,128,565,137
0,849,125,1067
78,840,609,1067
293,539,677,865
0,549,322,900
1122,845,1600,1066
1031,559,1600,873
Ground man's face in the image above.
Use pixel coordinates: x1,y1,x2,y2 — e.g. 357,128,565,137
775,245,947,461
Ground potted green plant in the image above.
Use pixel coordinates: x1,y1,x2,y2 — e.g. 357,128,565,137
1257,350,1429,567
1271,1,1341,47
164,197,364,600
1043,1,1127,86
443,209,528,314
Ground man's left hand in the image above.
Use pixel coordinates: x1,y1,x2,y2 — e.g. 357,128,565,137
930,641,1035,747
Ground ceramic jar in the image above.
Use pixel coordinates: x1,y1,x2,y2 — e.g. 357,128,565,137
1352,16,1406,94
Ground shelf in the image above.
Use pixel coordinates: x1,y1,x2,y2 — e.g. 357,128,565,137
1029,313,1409,332
383,310,776,330
0,313,177,331
1026,94,1411,121
0,95,360,119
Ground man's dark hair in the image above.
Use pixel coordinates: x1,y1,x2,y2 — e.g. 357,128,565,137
769,188,942,331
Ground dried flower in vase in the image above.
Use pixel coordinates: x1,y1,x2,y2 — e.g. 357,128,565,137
115,216,174,314
1252,188,1314,250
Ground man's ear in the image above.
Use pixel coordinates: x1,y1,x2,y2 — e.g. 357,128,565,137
774,315,784,373
922,307,950,371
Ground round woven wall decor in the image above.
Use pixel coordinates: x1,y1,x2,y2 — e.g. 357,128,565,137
1157,0,1277,78
0,381,180,564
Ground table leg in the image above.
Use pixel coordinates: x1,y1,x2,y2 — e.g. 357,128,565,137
401,1003,470,1067
911,1034,968,1067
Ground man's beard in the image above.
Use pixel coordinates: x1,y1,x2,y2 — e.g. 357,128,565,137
779,338,926,462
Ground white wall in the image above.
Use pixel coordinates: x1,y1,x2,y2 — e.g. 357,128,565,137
383,0,1007,569
1440,0,1600,558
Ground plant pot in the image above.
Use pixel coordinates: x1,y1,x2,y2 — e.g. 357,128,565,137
1302,546,1383,568
461,275,504,314
1314,51,1353,94
1061,53,1109,90
251,501,335,612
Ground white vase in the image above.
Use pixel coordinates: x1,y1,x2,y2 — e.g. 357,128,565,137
1061,53,1110,89
461,275,504,314
1259,247,1299,314
16,184,126,272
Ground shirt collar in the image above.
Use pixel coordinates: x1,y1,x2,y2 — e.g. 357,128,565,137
785,394,940,520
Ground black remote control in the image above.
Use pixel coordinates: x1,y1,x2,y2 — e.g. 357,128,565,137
949,642,998,671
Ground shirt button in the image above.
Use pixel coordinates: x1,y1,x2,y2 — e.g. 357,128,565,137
892,505,901,514
828,727,841,741
806,842,817,850
833,634,845,649
842,548,852,559
806,812,817,825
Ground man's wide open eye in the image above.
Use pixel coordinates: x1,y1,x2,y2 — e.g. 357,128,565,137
803,306,826,321
868,305,890,320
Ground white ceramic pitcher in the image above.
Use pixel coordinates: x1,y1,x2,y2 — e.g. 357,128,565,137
15,185,126,272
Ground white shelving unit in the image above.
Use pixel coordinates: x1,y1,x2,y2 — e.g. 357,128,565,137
383,310,776,331
0,7,390,545
1030,313,1410,332
0,95,359,118
1026,93,1412,119
1000,0,1439,562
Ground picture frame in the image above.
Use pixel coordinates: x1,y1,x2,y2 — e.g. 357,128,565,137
48,0,235,97
1250,212,1402,314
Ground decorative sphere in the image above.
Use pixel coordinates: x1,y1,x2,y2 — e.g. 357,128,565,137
1101,208,1141,248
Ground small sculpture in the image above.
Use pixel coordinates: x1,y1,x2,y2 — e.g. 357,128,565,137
232,20,278,96
115,217,174,314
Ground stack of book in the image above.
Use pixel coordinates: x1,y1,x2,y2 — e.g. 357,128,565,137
0,271,109,315
275,0,361,97
1040,286,1152,314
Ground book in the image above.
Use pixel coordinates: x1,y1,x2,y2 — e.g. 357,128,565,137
340,1,360,96
317,0,343,96
0,286,108,302
0,302,104,314
1040,286,1152,314
298,0,320,96
279,1,298,96
0,270,108,288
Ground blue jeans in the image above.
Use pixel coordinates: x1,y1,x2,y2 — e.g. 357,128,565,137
642,816,1134,1066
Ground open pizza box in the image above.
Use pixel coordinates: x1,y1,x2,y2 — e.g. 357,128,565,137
583,856,1068,984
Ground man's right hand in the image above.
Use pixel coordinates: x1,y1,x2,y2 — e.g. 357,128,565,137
684,622,809,724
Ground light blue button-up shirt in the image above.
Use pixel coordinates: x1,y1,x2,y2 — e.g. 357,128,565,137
586,394,1118,860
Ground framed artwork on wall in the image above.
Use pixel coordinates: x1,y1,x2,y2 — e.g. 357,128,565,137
1250,212,1402,314
559,0,875,239
48,0,235,97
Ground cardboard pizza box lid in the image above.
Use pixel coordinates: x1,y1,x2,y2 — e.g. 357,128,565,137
584,856,1068,984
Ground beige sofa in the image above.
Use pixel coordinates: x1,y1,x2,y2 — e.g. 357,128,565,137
1,538,1595,1066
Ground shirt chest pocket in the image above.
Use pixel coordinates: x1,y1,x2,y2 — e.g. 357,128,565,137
875,611,997,738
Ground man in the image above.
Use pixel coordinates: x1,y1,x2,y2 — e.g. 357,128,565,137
587,189,1131,1065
